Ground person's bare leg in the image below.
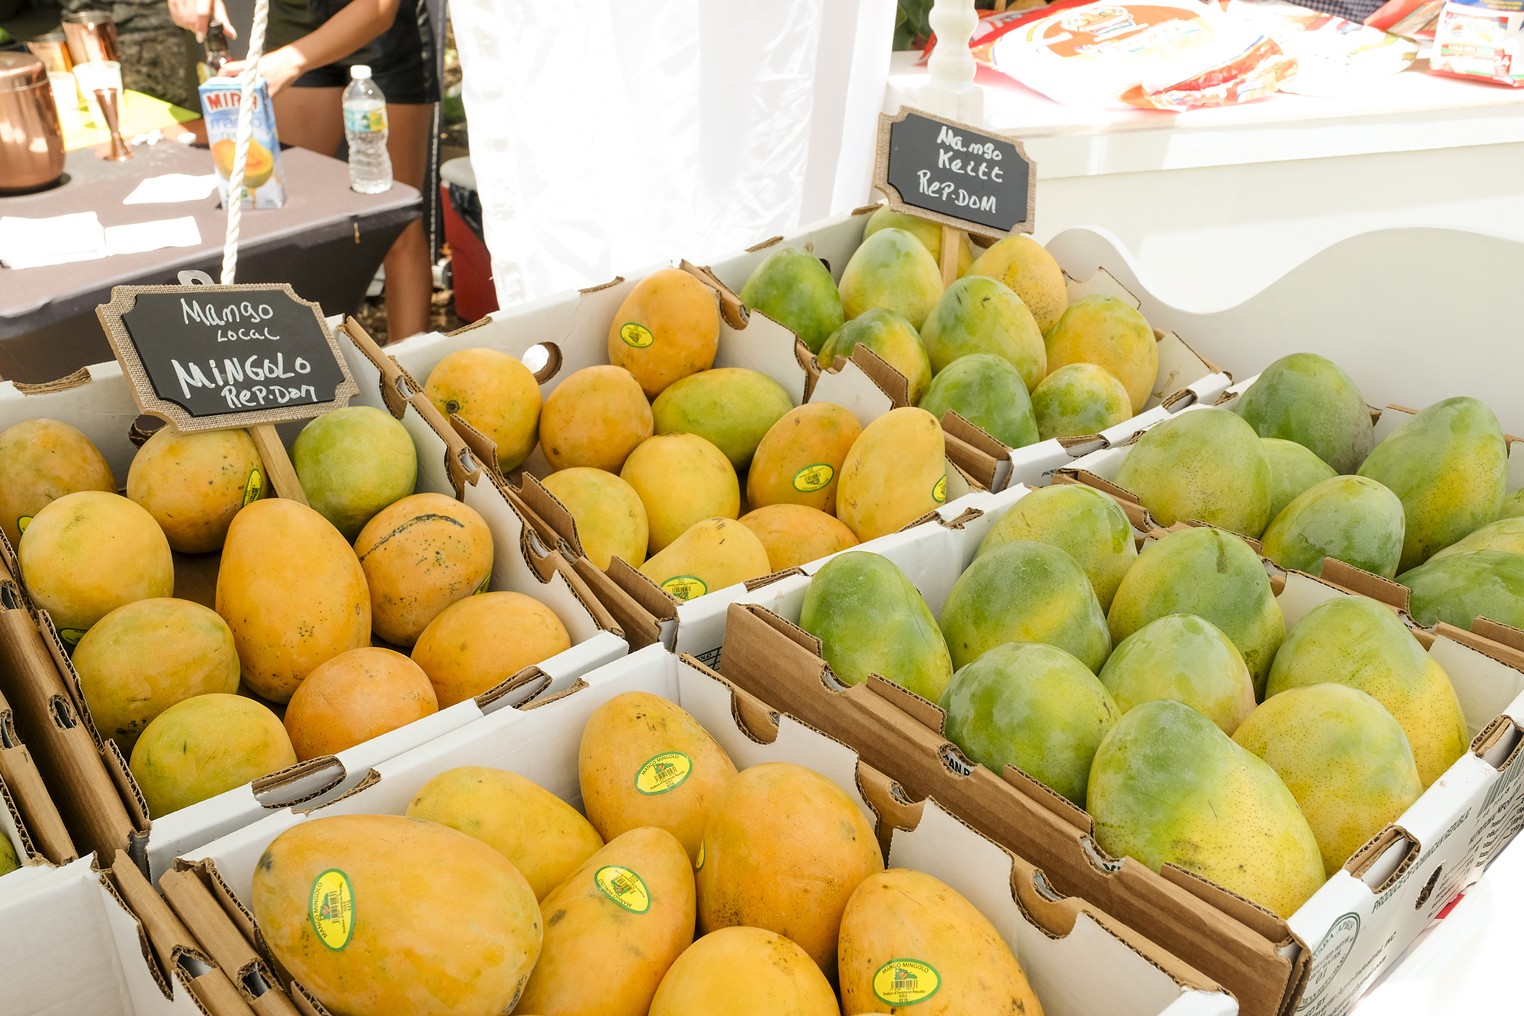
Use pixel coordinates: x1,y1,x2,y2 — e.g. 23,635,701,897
272,85,344,156
379,102,435,342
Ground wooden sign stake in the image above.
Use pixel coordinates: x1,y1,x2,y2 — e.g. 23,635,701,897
940,228,963,289
249,426,309,506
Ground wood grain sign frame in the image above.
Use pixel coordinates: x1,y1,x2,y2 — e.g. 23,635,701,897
873,106,1036,240
97,282,358,433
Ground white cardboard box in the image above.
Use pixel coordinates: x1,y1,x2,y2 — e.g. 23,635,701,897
174,643,1236,1016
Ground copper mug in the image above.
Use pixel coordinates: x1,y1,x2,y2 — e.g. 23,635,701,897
0,53,67,194
62,10,121,66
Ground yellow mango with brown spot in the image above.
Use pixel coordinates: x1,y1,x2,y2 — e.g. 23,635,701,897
215,498,371,702
251,813,542,1016
129,692,295,816
638,517,772,600
539,467,648,569
538,365,653,474
0,417,115,548
836,407,948,542
608,268,721,399
650,927,839,1016
516,826,695,1016
697,761,884,978
578,691,738,864
738,503,858,572
127,425,264,553
839,868,1044,1016
405,765,603,900
746,402,862,516
620,433,739,554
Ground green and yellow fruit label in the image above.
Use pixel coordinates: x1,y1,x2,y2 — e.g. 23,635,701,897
57,627,87,647
242,468,265,506
620,322,655,349
793,463,834,493
661,574,707,601
873,959,940,1006
636,751,692,796
310,869,355,951
932,475,948,504
595,865,651,914
694,838,706,871
16,515,32,535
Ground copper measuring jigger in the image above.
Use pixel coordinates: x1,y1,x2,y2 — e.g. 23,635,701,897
0,53,67,193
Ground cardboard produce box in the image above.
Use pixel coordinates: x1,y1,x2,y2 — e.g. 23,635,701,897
711,486,1524,1016
0,633,77,882
165,643,1235,1016
0,318,629,881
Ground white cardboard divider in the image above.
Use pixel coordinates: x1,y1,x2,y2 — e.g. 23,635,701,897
178,643,1235,1016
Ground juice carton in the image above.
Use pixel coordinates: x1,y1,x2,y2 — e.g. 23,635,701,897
197,76,287,208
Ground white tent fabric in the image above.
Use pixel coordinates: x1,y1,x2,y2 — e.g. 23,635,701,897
450,0,894,307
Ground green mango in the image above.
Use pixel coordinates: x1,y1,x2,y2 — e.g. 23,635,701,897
738,246,846,356
1356,396,1508,572
939,540,1110,673
837,228,943,330
939,642,1120,807
1398,548,1524,636
1114,407,1272,539
1087,699,1326,919
1098,613,1256,735
1107,527,1285,697
0,833,17,876
817,308,933,404
1266,595,1467,788
1262,437,1337,523
918,276,1046,391
1260,474,1406,579
1232,352,1375,474
651,367,794,473
798,550,953,703
917,353,1039,450
1030,363,1132,441
975,484,1136,611
1500,489,1524,521
1427,515,1524,563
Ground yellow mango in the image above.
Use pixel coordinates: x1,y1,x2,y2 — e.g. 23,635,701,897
410,591,571,707
620,433,739,554
539,467,649,569
1045,295,1159,416
836,407,948,543
608,268,720,399
126,426,264,553
129,693,296,815
650,927,839,1016
538,365,653,474
638,517,772,600
966,232,1069,335
745,402,862,516
0,418,115,548
423,347,542,472
738,503,858,572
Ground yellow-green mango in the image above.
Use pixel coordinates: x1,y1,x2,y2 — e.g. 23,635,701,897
975,484,1136,611
739,246,845,355
940,540,1110,673
1266,595,1467,787
835,407,948,543
965,233,1069,335
1088,699,1326,919
917,353,1038,450
651,367,794,472
1098,614,1256,735
292,405,418,542
1233,684,1422,876
1044,295,1158,415
621,433,739,553
129,693,296,816
1107,527,1285,697
940,641,1119,806
1030,362,1132,441
863,205,975,275
745,403,862,516
1500,489,1524,520
1398,549,1524,633
837,228,943,329
638,517,772,601
1232,353,1374,474
1356,396,1508,572
0,834,17,875
817,308,933,404
0,417,115,549
1260,475,1406,579
1428,515,1524,563
799,551,953,702
1263,437,1338,523
919,276,1046,390
1114,407,1272,538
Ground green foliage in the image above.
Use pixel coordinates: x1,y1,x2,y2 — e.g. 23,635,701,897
895,1,1004,51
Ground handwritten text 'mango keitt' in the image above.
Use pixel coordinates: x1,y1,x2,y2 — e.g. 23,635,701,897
916,124,1004,213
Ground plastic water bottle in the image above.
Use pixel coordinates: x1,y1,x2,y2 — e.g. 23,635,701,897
342,65,392,194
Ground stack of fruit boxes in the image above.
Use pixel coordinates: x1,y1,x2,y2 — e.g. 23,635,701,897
156,643,1238,1016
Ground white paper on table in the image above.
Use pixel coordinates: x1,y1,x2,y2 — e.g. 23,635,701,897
0,211,108,269
122,173,221,205
104,217,202,256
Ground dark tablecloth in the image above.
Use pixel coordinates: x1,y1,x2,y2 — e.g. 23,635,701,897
0,140,420,384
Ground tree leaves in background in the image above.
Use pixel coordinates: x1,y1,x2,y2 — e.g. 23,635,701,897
895,0,1005,51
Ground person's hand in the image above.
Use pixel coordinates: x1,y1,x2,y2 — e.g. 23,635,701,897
167,0,236,43
220,47,306,96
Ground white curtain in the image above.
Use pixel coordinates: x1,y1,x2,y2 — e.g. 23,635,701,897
451,0,895,307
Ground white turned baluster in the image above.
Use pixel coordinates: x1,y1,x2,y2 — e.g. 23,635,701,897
922,0,984,121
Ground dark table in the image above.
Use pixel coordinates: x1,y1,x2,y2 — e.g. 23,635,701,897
0,140,420,384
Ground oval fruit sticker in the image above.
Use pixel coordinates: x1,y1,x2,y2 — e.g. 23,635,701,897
635,751,693,796
873,958,941,1005
932,475,948,504
620,322,655,348
595,865,652,914
242,468,265,506
310,869,355,951
660,575,707,601
792,463,834,493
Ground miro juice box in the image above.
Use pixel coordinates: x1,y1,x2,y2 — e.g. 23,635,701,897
197,76,287,208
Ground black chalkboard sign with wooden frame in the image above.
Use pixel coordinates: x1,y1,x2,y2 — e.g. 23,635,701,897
97,281,358,434
874,106,1036,240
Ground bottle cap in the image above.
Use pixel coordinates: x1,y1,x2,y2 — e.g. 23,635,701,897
351,65,372,80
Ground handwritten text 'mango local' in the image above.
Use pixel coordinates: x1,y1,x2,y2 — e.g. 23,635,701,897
180,296,283,342
916,124,1004,213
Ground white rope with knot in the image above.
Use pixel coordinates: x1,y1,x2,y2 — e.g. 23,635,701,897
219,0,272,284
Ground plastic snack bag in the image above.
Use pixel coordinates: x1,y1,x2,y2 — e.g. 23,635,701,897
1430,0,1524,86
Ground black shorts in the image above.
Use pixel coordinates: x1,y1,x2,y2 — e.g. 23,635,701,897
266,0,439,104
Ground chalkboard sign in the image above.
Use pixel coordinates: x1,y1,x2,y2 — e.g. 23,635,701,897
873,107,1035,239
97,282,358,432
